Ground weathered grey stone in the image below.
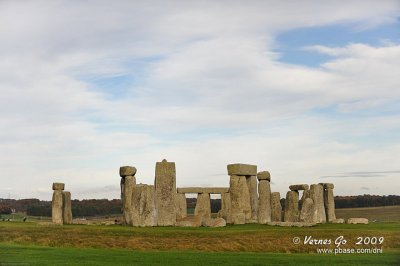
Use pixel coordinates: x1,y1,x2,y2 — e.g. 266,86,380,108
331,218,345,224
155,159,176,226
347,218,369,224
232,212,246,225
131,184,157,227
52,190,63,225
229,175,251,224
271,192,282,222
227,164,257,176
300,189,310,210
299,198,315,223
52,183,65,191
218,192,231,224
347,218,368,224
257,171,270,181
319,183,334,189
202,217,226,227
289,184,309,191
309,184,326,223
176,215,202,227
176,193,187,220
246,175,258,221
194,193,211,218
177,187,229,194
258,180,271,224
119,166,137,177
324,188,336,222
122,175,135,225
284,191,299,222
120,177,125,210
267,222,316,227
62,191,72,225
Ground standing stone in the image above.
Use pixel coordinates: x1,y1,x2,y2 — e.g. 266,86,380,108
300,189,310,210
271,192,282,222
155,159,176,226
309,184,326,223
194,193,211,218
219,192,231,224
257,171,271,224
321,184,336,222
246,175,258,221
176,193,187,220
52,190,63,225
123,175,135,225
284,191,299,222
229,175,252,224
299,198,315,223
131,184,157,227
62,191,73,225
119,166,137,214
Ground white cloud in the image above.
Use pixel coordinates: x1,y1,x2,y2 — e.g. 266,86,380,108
0,1,399,199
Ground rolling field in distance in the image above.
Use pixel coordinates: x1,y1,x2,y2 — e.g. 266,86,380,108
335,205,400,222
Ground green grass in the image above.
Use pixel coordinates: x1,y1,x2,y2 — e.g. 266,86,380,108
1,221,399,253
0,243,399,266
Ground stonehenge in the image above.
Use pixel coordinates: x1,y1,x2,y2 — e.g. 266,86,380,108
51,183,73,225
51,160,347,227
115,160,343,227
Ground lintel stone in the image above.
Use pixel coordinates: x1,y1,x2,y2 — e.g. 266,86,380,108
227,164,257,176
177,187,229,194
289,184,309,191
319,183,334,189
257,171,270,181
119,166,137,177
52,183,65,191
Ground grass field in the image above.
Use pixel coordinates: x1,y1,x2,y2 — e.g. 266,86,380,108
336,205,400,222
0,243,399,266
1,221,399,265
1,206,399,265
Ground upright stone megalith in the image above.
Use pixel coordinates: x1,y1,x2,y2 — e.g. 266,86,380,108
320,183,336,222
155,159,176,226
299,197,315,223
309,184,326,223
228,163,256,224
176,193,187,220
219,192,231,224
119,166,137,208
284,191,299,222
52,183,73,225
62,191,73,225
131,184,157,227
271,192,282,222
257,171,271,224
123,175,136,225
52,183,64,225
194,193,211,218
246,175,258,221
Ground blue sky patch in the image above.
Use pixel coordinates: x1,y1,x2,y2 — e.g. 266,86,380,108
275,20,400,67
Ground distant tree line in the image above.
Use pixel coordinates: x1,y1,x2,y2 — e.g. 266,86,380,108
0,194,399,217
334,195,400,209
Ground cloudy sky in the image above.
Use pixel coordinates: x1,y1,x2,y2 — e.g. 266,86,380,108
1,0,399,200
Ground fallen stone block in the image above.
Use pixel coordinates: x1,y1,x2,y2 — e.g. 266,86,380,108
347,218,368,224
